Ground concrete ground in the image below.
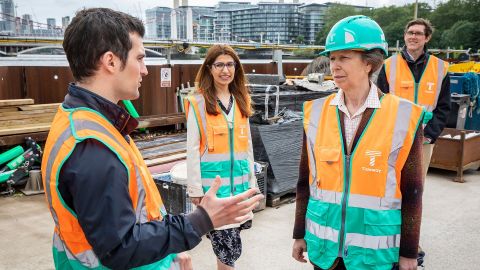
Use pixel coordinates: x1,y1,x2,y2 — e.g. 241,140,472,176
0,168,479,270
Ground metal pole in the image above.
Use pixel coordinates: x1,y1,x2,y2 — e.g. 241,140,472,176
414,0,418,19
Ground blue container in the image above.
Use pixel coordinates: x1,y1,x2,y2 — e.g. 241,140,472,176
450,75,465,94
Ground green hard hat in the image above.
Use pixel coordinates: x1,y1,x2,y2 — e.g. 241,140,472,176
321,15,388,56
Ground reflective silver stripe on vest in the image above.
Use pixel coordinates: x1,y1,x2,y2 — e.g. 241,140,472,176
306,218,339,243
388,55,398,94
310,189,401,210
201,152,249,162
384,99,414,200
427,57,446,112
345,232,400,249
202,175,246,186
45,127,72,226
54,232,100,268
310,189,342,205
305,98,327,189
348,194,402,210
192,94,208,156
53,231,65,252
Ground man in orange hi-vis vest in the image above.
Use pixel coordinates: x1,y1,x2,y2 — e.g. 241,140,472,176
41,8,262,270
376,17,451,268
377,18,451,178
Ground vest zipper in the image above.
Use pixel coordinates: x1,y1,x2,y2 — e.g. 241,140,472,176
338,155,351,258
229,121,234,196
414,82,419,104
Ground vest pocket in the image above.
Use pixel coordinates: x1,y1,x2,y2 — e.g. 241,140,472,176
363,210,401,265
398,81,414,99
315,147,341,185
305,200,329,261
208,125,228,152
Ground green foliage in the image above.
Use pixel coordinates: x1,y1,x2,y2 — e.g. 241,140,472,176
295,35,305,44
314,4,361,45
314,0,480,50
441,21,480,50
292,48,316,58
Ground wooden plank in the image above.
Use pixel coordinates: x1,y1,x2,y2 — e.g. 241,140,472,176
0,99,34,107
18,103,61,111
144,153,186,167
0,132,49,146
0,112,56,121
137,114,186,129
0,107,19,113
0,116,54,127
0,124,51,136
0,108,57,117
143,149,186,160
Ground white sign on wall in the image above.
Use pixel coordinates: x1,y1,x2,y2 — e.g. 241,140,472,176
161,68,171,87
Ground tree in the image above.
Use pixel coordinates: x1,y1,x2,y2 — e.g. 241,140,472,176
295,35,305,44
441,20,480,50
314,4,360,45
311,0,480,51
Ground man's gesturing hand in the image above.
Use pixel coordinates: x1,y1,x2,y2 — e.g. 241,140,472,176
199,176,264,228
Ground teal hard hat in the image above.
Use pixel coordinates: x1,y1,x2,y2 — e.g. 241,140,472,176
320,15,388,56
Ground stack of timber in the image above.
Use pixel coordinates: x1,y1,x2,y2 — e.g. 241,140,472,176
0,99,186,147
0,99,59,147
135,132,187,168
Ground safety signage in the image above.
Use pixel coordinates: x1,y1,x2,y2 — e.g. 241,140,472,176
161,68,171,87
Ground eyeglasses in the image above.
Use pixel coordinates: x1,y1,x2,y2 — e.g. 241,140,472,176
405,31,425,37
211,61,236,70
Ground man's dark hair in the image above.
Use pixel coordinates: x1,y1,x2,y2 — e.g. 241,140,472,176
405,18,434,38
63,8,145,82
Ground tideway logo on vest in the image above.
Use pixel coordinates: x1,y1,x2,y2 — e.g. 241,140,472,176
362,150,382,173
239,125,248,138
426,82,435,93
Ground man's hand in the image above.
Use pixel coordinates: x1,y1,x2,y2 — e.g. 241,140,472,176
399,256,417,270
199,176,263,228
176,252,192,270
190,197,203,206
292,239,308,263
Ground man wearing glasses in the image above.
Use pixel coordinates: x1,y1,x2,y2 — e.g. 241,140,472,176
376,18,451,267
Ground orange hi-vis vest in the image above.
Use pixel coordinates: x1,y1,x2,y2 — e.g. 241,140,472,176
42,106,179,270
184,93,251,198
384,54,449,112
302,94,423,270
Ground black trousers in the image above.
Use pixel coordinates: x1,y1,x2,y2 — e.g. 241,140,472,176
313,259,346,270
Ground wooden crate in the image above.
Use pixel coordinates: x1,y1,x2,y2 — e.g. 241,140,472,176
430,128,480,182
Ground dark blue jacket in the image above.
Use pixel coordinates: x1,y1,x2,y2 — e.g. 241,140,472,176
58,84,213,269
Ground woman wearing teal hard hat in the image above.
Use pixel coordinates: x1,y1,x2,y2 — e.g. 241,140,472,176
292,15,425,270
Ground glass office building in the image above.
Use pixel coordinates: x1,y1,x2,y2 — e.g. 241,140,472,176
298,3,328,44
145,7,172,39
232,2,301,44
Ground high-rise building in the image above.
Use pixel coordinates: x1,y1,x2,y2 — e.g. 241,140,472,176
62,16,70,30
1,0,16,33
298,3,328,44
144,1,371,44
47,18,56,29
232,2,301,44
174,6,214,41
21,14,33,35
145,7,172,39
214,1,254,42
